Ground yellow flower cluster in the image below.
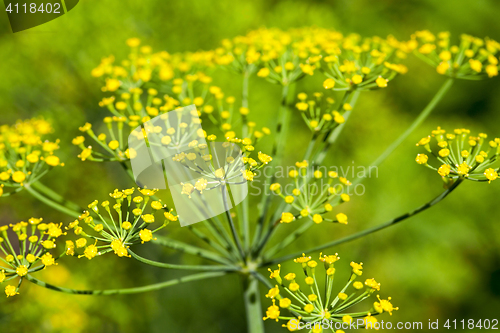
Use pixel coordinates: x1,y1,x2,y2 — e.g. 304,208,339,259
413,31,500,79
73,117,138,162
217,27,410,88
92,38,231,127
176,137,273,199
0,217,63,297
216,27,320,85
92,37,215,88
271,160,350,225
294,92,351,133
65,188,176,260
89,38,275,166
319,34,411,91
416,127,500,183
264,253,397,331
0,118,63,195
200,86,270,139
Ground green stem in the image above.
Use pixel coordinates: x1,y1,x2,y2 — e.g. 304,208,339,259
263,220,314,260
129,249,238,271
241,71,250,250
253,216,280,257
253,84,292,251
187,224,237,260
263,179,463,266
358,78,454,180
222,185,246,261
242,273,265,333
303,132,319,161
26,271,227,295
25,185,81,219
31,181,83,212
152,235,234,266
271,84,291,158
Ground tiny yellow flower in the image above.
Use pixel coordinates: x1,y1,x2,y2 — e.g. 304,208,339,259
270,183,281,193
45,155,61,166
5,285,18,297
304,304,314,313
279,298,291,308
439,149,450,157
469,59,482,72
336,213,348,224
484,168,498,182
295,102,308,111
323,78,335,89
415,154,428,164
142,214,155,223
376,76,388,87
456,162,470,176
257,67,270,78
41,253,56,267
353,281,364,289
240,107,250,115
312,214,323,224
351,74,362,84
281,212,295,223
12,171,26,183
16,265,28,277
438,164,451,177
350,261,363,276
108,140,120,150
139,229,154,243
81,244,98,260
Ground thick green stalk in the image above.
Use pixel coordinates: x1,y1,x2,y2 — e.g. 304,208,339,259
25,185,81,218
242,274,265,333
26,271,227,295
263,179,463,266
252,84,292,250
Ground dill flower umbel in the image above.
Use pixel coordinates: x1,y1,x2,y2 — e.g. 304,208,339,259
202,86,271,141
264,253,398,331
215,27,322,85
318,34,412,91
92,38,217,121
271,160,351,225
416,127,500,183
172,136,273,198
413,31,500,79
0,118,63,196
74,117,139,162
66,188,176,260
0,218,64,297
89,39,275,166
294,92,350,133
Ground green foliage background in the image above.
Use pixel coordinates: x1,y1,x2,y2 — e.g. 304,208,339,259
1,0,500,332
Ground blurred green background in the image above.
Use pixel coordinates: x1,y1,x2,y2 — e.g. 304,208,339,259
1,0,500,332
